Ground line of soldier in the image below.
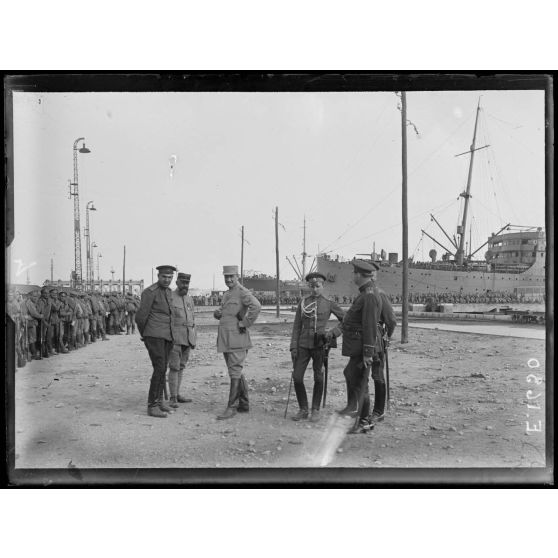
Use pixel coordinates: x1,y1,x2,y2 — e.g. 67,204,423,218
137,261,396,435
7,286,141,368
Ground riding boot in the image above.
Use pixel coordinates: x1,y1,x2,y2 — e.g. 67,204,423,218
371,380,387,419
217,378,241,420
337,383,358,417
237,375,249,412
126,325,130,335
158,383,172,413
292,382,309,420
176,370,192,403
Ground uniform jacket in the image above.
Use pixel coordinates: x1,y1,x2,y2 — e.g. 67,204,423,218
49,298,61,324
36,296,52,325
58,299,73,322
290,294,345,350
125,298,138,312
216,283,261,352
341,280,382,358
170,289,197,347
378,289,397,350
25,298,43,326
135,283,173,341
90,297,100,315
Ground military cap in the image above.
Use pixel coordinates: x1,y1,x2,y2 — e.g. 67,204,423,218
156,265,177,274
223,265,239,275
351,259,379,276
177,272,191,281
305,272,327,284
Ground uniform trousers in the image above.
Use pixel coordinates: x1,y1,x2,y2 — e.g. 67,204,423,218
343,354,386,418
144,336,173,408
293,346,325,410
223,350,247,379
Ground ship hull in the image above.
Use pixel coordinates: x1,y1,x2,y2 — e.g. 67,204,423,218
317,256,545,299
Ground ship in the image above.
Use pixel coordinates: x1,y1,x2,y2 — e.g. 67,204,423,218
317,99,546,301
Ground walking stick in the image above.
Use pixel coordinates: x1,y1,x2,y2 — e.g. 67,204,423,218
384,341,390,411
284,372,294,419
322,343,330,408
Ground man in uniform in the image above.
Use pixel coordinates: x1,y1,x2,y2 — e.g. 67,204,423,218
168,272,197,407
136,265,176,418
289,272,345,422
125,292,139,335
48,288,61,354
214,265,261,420
352,264,397,432
25,290,44,360
337,260,384,425
58,290,72,352
95,292,109,341
8,289,25,367
36,286,53,357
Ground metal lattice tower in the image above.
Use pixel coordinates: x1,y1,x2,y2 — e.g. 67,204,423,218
70,137,90,288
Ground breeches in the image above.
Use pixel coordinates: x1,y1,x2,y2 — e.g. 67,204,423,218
223,350,247,379
144,336,173,407
293,347,324,385
169,344,190,371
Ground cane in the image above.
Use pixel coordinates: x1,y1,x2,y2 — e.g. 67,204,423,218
384,339,390,411
284,373,294,419
322,343,330,408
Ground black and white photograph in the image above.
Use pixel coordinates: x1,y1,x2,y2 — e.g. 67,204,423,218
5,73,553,485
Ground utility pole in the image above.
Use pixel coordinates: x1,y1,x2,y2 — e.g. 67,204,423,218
122,245,126,294
240,225,244,284
302,215,307,279
401,91,409,344
275,206,280,318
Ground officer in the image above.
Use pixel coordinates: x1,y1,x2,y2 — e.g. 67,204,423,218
214,265,261,420
352,265,397,432
168,272,197,407
289,272,345,422
135,265,176,418
337,260,383,422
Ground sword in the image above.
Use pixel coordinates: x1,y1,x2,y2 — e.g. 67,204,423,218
383,333,390,411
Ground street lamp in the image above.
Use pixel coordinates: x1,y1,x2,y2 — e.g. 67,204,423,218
85,200,97,291
97,253,102,282
91,241,98,290
69,137,91,289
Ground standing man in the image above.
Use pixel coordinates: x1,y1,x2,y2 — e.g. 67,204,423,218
337,260,383,424
125,292,139,335
214,265,261,420
48,288,61,354
36,286,53,358
25,290,44,360
352,266,397,432
289,272,345,422
168,272,197,407
135,265,176,418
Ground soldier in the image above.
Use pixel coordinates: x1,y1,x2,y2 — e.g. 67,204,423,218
79,293,92,345
289,272,345,422
48,288,61,355
108,292,121,335
214,265,261,420
351,265,397,433
66,291,80,350
168,272,197,407
58,290,74,352
7,289,25,368
89,291,99,342
336,260,383,423
25,290,44,360
36,286,53,357
135,265,176,418
125,292,139,335
95,292,109,341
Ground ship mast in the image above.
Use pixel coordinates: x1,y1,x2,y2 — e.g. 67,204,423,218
455,98,489,265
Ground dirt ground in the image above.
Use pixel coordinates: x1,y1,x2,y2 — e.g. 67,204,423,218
12,309,548,475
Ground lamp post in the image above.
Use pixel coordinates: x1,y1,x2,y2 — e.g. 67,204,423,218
91,242,98,290
85,200,97,291
69,137,91,289
97,253,102,281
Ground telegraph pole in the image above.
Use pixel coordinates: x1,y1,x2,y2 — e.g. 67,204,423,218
122,245,126,294
240,225,244,284
401,91,409,344
275,206,280,318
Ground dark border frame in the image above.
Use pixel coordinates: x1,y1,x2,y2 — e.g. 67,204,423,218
3,72,554,487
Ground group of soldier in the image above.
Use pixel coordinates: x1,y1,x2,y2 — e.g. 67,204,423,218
7,286,141,368
137,260,396,434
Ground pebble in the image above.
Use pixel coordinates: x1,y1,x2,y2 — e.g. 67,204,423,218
337,448,343,454
55,403,64,408
449,426,457,432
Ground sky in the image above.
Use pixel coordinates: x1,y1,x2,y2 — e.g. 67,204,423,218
8,87,546,290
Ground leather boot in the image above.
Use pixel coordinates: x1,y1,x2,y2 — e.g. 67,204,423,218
168,371,180,408
370,381,387,421
311,378,323,412
176,370,192,403
126,325,130,335
217,378,241,420
237,375,249,412
292,408,309,421
148,406,167,418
